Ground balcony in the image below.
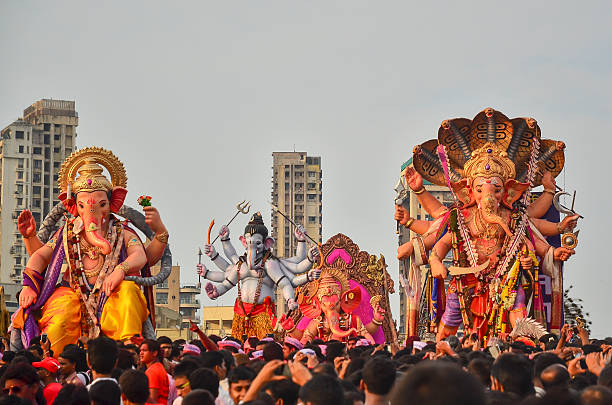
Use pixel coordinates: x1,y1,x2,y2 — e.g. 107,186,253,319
179,299,200,309
180,285,200,294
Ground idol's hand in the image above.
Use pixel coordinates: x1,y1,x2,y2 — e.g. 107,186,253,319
287,298,298,311
373,304,386,322
19,286,38,308
104,267,125,296
205,282,219,299
307,268,321,281
18,210,36,239
394,205,410,225
519,248,533,271
295,225,306,242
559,215,579,233
279,314,295,331
203,244,216,258
308,246,320,264
218,225,230,240
554,247,575,262
143,206,166,235
404,167,424,192
196,263,208,276
397,241,414,260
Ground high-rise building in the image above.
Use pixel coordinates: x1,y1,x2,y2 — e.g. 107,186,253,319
0,99,78,283
271,152,322,314
152,264,200,335
397,159,453,340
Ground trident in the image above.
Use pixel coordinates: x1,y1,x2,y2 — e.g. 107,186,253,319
207,200,251,245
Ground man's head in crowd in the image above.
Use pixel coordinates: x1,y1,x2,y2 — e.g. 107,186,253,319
119,369,149,405
580,385,612,405
263,342,284,362
173,359,200,398
59,346,81,378
157,336,173,360
299,374,344,405
491,353,535,398
189,367,220,398
33,357,60,385
361,357,396,398
201,350,227,380
54,383,90,405
87,335,118,376
599,365,612,390
264,379,300,405
391,362,485,405
183,389,216,405
139,339,160,368
90,379,121,405
467,358,492,387
0,363,40,403
540,364,570,392
228,365,256,405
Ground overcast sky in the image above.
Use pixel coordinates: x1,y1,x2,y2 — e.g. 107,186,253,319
1,1,611,337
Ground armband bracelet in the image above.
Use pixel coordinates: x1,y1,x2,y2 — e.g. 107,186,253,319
414,187,426,195
543,189,555,196
155,231,169,244
220,237,230,242
210,252,219,261
23,267,44,295
371,318,383,326
117,262,130,275
405,217,416,229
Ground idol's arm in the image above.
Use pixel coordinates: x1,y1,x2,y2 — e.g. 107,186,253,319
218,226,240,264
267,261,296,306
143,206,168,266
213,265,239,296
19,245,55,308
429,232,452,279
530,215,579,236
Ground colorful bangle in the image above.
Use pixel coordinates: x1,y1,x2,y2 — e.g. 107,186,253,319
371,318,383,326
405,217,416,229
543,189,555,195
414,187,426,195
117,262,130,275
155,231,169,244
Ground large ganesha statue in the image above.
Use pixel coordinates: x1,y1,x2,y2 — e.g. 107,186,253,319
281,234,394,345
394,108,579,341
12,147,170,355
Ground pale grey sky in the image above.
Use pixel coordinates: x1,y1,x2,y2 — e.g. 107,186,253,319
1,1,611,336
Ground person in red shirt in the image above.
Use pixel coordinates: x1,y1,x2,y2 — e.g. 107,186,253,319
140,339,169,405
33,357,62,405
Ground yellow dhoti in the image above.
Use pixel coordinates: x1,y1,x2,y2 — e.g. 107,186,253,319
39,281,148,356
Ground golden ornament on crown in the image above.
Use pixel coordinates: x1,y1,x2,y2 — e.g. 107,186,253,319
463,142,516,184
58,147,127,194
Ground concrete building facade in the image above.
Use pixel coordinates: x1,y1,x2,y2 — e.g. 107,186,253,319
0,99,78,284
270,152,322,314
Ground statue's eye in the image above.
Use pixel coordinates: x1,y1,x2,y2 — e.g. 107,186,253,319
100,201,106,207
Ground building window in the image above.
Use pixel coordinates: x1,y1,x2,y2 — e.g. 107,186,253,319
308,216,317,224
159,279,168,288
33,199,41,208
17,158,24,169
34,160,42,169
33,186,41,195
19,145,24,153
53,147,60,153
54,134,60,141
17,184,23,193
53,162,60,168
156,293,168,304
33,173,41,182
44,188,49,198
44,123,51,131
44,175,50,185
33,147,42,155
307,194,316,201
44,134,50,144
44,148,50,158
17,171,23,180
16,131,24,139
17,198,23,206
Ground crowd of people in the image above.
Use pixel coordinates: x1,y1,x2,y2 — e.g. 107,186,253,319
0,322,611,405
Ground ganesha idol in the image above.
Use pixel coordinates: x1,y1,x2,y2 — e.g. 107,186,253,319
281,234,393,345
395,108,579,341
12,147,169,355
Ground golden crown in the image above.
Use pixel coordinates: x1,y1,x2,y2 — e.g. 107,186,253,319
316,275,341,299
59,147,127,194
463,142,516,183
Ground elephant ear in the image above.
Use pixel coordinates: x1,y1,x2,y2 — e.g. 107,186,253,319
341,287,362,314
58,192,78,216
299,295,322,319
502,179,530,208
451,179,473,206
110,187,128,213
